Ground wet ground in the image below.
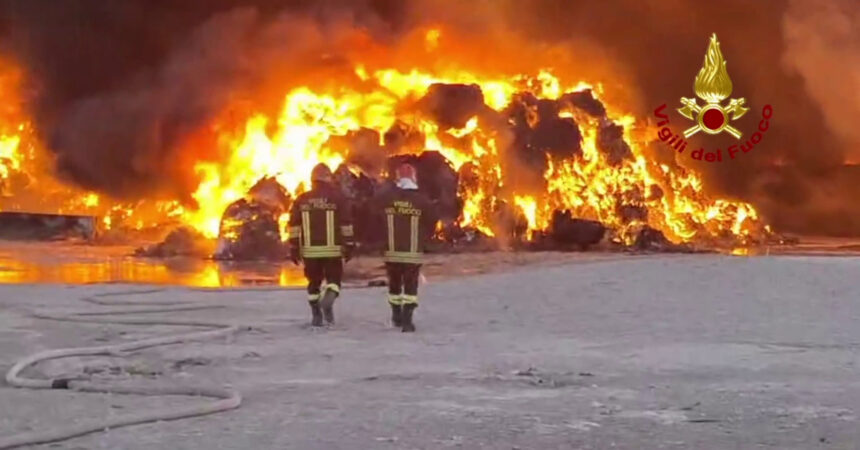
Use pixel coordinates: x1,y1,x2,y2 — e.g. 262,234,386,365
0,241,307,287
0,237,857,288
0,240,617,288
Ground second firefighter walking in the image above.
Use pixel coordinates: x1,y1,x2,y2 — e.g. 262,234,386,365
373,163,438,332
288,163,354,327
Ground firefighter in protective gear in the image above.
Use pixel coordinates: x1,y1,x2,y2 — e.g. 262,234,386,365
288,163,355,326
373,163,438,332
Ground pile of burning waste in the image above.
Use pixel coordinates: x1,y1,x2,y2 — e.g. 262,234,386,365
173,76,769,260
0,28,772,256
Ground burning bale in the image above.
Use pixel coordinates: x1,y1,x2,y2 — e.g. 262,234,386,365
561,90,607,117
547,210,607,250
617,203,649,224
214,199,285,260
135,227,212,258
420,83,486,129
128,71,760,259
614,186,649,225
531,99,582,159
335,164,376,201
505,94,583,173
330,128,387,176
597,119,633,166
490,200,529,246
383,121,426,155
213,177,290,261
115,76,770,254
248,176,291,209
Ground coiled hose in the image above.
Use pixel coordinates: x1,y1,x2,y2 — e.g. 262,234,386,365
0,289,246,449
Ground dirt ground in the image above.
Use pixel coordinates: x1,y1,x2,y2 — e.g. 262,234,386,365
1,253,860,449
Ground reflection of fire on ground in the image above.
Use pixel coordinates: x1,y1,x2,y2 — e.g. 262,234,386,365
0,241,309,287
0,28,774,258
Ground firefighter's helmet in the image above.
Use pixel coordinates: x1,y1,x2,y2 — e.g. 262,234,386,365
396,163,417,183
311,163,333,183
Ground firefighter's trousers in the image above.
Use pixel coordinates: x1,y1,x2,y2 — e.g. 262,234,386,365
385,262,421,306
304,257,343,302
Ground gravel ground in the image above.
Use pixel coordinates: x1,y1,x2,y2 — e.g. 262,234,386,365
1,254,859,449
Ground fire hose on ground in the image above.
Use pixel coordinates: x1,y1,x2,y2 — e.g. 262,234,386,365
0,289,249,449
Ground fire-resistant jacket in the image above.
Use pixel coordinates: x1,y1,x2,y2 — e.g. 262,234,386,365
373,186,438,264
288,182,354,259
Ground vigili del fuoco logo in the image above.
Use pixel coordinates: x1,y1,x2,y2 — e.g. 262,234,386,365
654,33,773,162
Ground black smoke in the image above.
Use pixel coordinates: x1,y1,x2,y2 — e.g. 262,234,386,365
0,0,857,235
499,0,860,236
0,0,407,200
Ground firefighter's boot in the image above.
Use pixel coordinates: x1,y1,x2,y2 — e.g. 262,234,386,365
401,304,417,332
309,301,323,327
390,304,402,327
321,288,338,325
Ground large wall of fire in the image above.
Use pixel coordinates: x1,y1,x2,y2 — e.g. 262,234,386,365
0,26,769,246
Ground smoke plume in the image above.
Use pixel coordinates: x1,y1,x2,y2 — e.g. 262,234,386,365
0,0,858,234
0,0,406,200
782,0,860,160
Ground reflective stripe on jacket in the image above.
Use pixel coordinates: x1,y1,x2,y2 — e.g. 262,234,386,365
288,183,353,259
374,187,437,264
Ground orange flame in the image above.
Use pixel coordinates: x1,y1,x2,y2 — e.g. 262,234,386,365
179,62,765,244
0,27,769,247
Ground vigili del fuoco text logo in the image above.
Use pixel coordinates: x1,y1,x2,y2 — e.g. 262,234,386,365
654,33,773,163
